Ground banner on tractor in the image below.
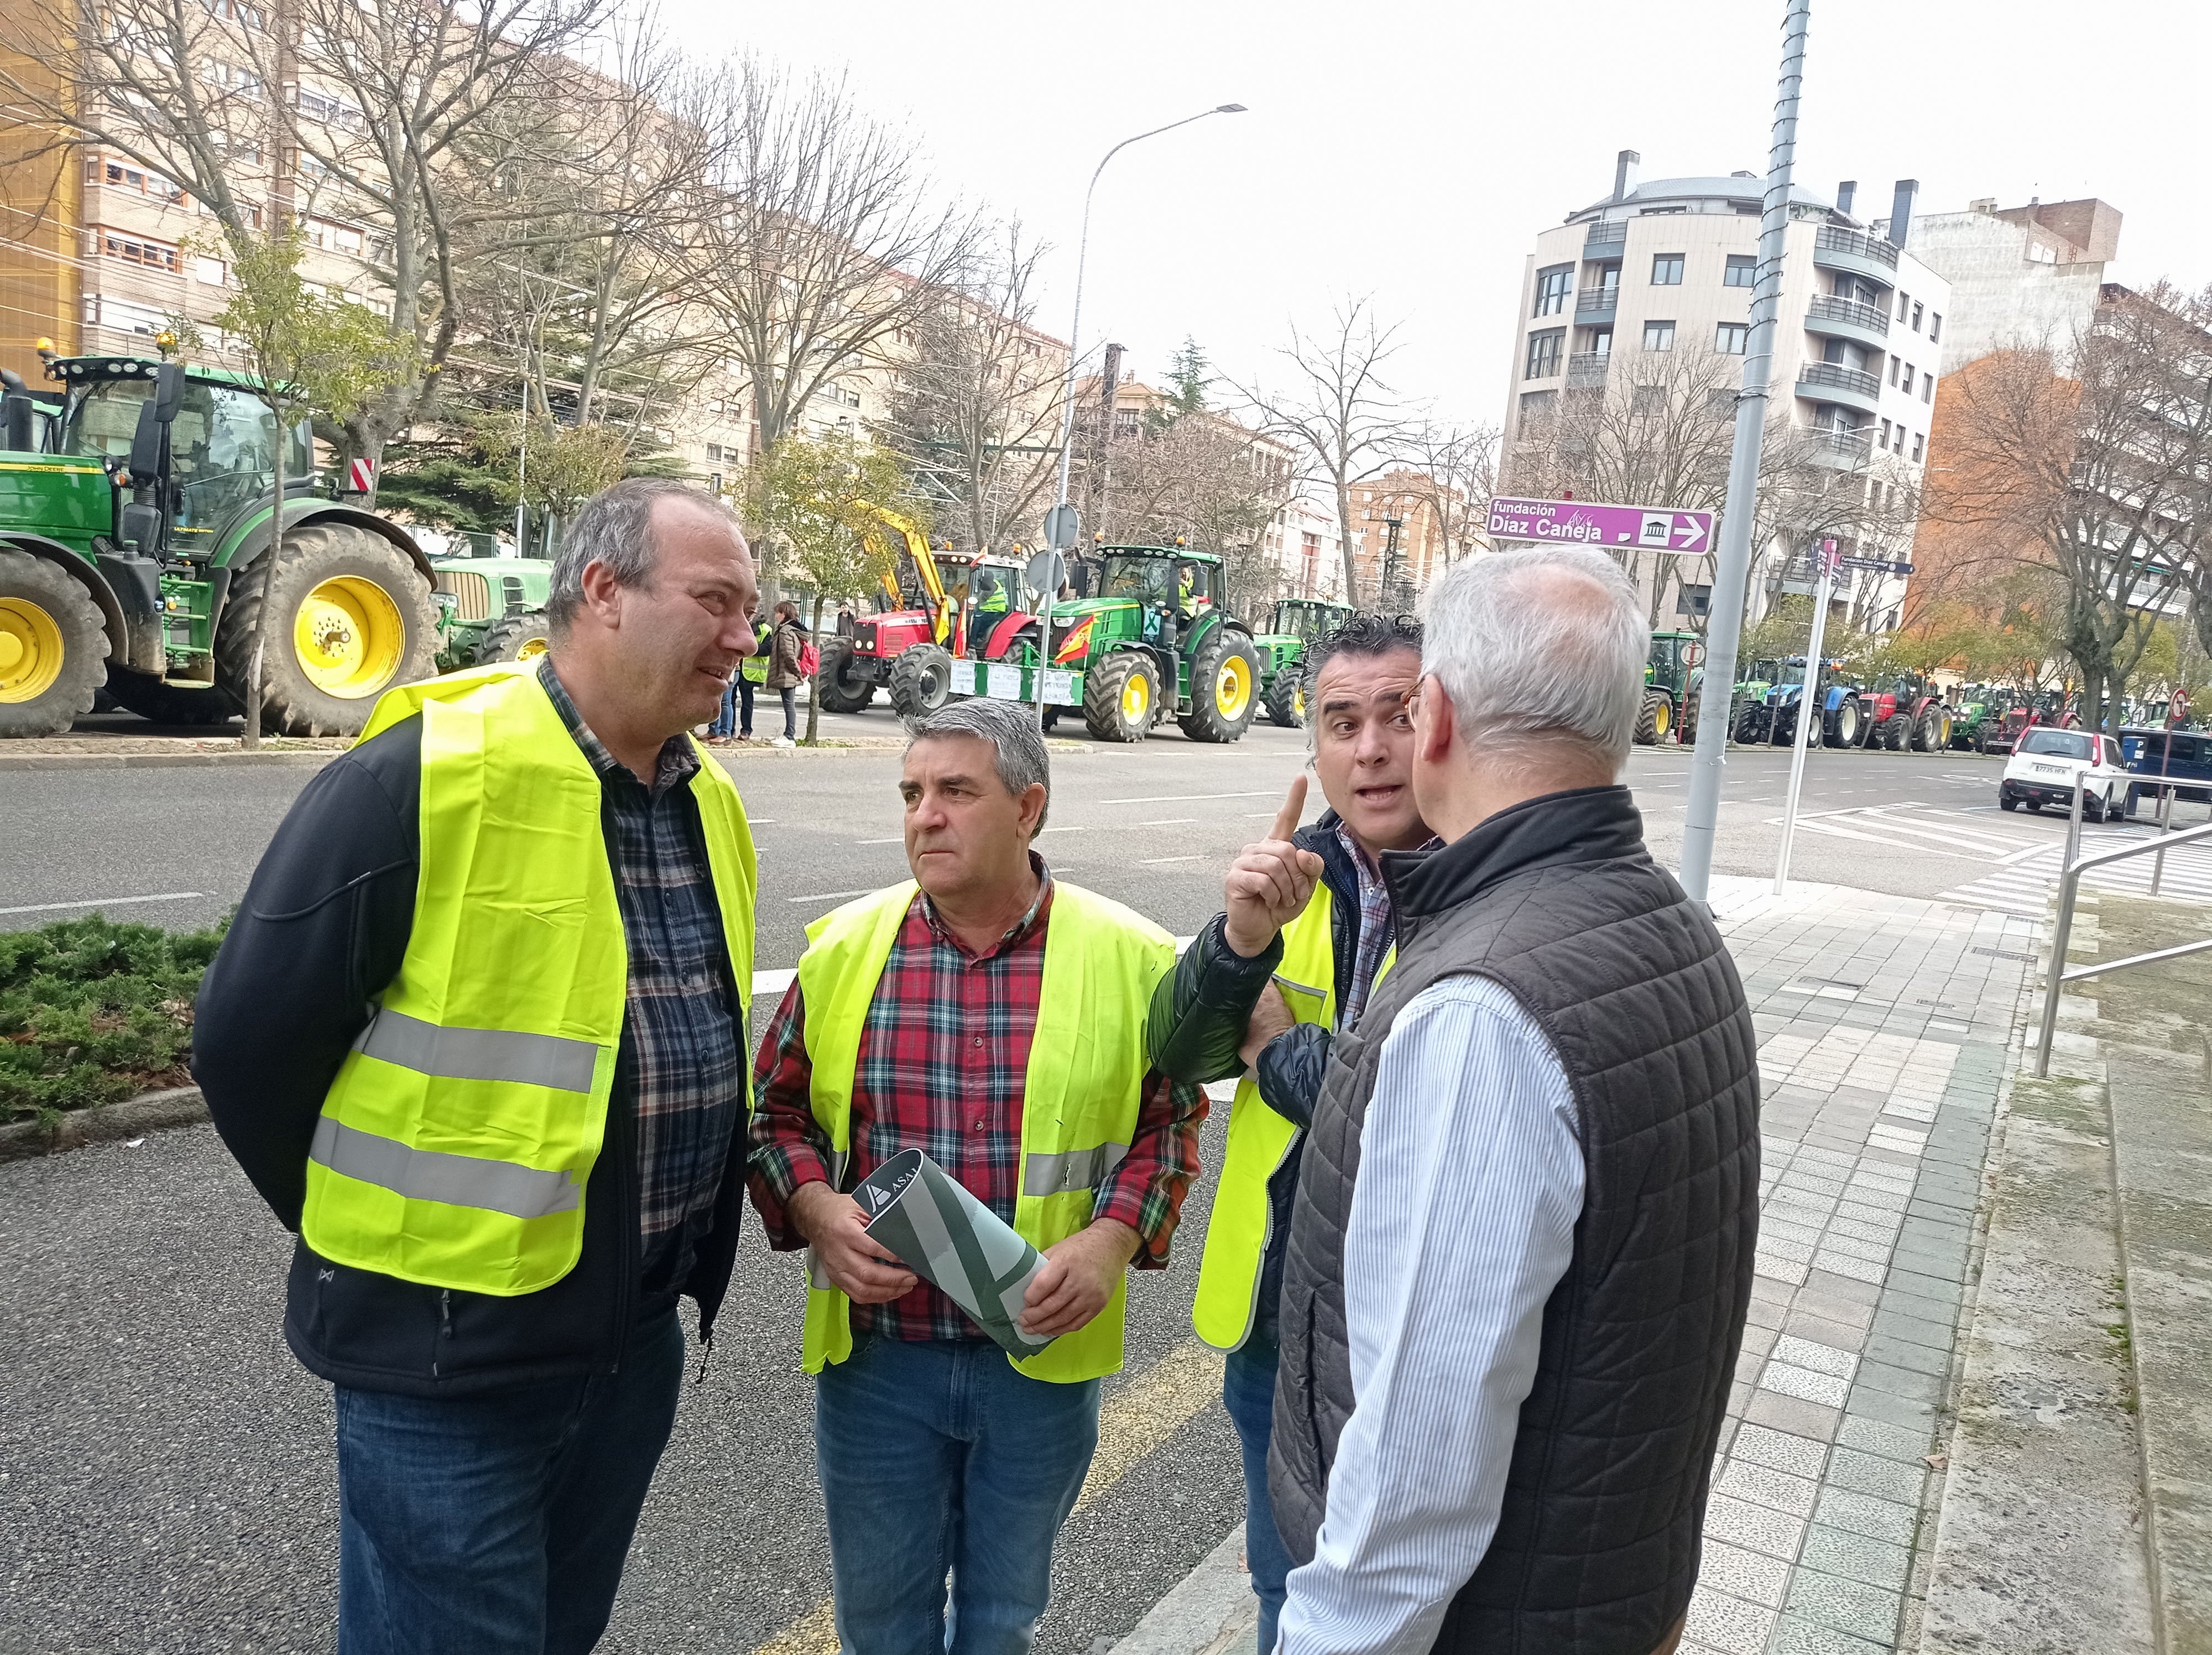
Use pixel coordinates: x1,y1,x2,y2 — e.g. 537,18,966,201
1488,496,1714,555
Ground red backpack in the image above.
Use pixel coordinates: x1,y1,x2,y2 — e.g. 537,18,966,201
799,638,821,678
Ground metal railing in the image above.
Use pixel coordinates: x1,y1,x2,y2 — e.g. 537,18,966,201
1566,351,1610,388
1802,428,1875,467
1796,361,1882,400
1584,221,1627,251
1806,294,1891,336
2031,773,2212,1076
1576,288,1619,314
1813,224,1901,270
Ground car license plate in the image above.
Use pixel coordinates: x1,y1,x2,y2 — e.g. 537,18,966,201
2032,764,2065,776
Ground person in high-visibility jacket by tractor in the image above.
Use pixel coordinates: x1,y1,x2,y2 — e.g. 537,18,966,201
1145,612,1434,1653
748,696,1206,1655
194,478,761,1655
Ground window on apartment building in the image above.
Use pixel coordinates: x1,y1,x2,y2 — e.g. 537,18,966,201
1724,254,1756,288
304,217,364,256
90,158,185,201
1889,355,1901,386
1585,327,1613,355
1525,329,1566,379
207,129,262,165
1911,301,1924,331
1912,432,1925,462
1923,373,1935,403
826,383,862,408
1642,320,1676,351
199,60,262,100
1880,419,1893,449
1517,389,1556,432
1900,363,1914,394
96,228,179,270
1631,383,1666,414
295,85,367,132
83,294,170,336
1651,253,1685,285
1715,321,1749,355
1532,264,1573,317
1896,289,1910,321
1929,312,1943,342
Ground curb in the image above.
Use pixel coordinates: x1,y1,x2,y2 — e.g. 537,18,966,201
0,751,344,770
1108,1523,1256,1655
0,1086,208,1164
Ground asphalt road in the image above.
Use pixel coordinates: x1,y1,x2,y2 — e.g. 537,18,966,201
4,707,2202,1654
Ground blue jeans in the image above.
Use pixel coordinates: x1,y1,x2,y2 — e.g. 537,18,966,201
711,678,758,737
333,1308,685,1655
1223,1340,1290,1654
816,1336,1102,1655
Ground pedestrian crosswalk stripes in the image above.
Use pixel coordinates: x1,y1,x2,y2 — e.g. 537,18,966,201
1764,802,2212,918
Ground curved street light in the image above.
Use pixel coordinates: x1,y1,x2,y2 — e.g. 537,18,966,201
1043,104,1248,549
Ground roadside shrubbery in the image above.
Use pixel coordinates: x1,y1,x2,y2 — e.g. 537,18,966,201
0,915,227,1126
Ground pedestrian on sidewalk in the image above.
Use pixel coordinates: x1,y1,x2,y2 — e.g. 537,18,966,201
711,612,768,743
765,600,806,747
1270,546,1760,1655
192,477,763,1655
747,696,1206,1655
1144,612,1437,1655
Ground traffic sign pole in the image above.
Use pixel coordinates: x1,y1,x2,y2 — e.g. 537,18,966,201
1678,0,1813,905
1773,542,1838,896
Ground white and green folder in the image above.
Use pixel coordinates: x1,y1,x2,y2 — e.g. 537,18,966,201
855,1148,1055,1359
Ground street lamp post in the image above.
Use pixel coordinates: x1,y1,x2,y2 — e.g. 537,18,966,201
1030,102,1246,724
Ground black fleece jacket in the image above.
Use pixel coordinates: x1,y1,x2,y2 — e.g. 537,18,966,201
191,715,749,1398
1143,813,1375,1347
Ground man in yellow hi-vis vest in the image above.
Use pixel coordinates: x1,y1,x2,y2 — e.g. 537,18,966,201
1145,613,1434,1653
748,696,1206,1654
195,478,761,1655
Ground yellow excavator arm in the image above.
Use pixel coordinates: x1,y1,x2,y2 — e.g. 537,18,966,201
857,499,951,642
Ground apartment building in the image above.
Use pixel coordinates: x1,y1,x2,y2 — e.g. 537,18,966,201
1499,154,1950,624
1346,468,1479,607
1898,196,2121,372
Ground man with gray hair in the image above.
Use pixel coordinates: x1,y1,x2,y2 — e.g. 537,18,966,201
195,476,763,1653
1270,547,1760,1655
748,694,1207,1652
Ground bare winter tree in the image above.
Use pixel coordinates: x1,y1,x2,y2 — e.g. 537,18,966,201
1238,297,1420,605
692,61,987,468
1937,283,2212,732
1395,420,1500,566
879,225,1067,559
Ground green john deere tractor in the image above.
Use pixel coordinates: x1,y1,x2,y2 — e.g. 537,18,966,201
1249,597,1353,727
931,545,1264,743
0,352,441,737
426,535,555,671
1636,629,1705,745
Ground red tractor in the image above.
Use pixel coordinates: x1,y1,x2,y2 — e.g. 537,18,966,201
1859,671,1953,751
812,503,1037,715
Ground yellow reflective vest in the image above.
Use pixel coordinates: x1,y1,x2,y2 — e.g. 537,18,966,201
793,877,1173,1383
1191,884,1337,1351
300,663,758,1297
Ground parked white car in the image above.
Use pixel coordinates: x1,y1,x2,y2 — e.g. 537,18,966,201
1999,727,2130,820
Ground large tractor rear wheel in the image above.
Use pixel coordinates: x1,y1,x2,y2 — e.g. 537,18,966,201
0,548,108,738
1633,688,1672,745
1823,695,1862,749
1881,714,1907,751
1914,707,1948,751
1680,691,1699,746
472,610,551,666
103,668,237,727
218,524,438,736
814,637,876,713
886,642,953,719
1263,668,1305,728
1180,631,1261,743
1084,652,1157,743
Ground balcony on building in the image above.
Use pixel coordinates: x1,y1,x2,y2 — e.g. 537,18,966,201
1583,219,1627,256
1804,293,1892,353
1566,351,1610,389
1795,361,1883,415
1575,287,1619,328
1801,425,1875,470
1810,225,1899,287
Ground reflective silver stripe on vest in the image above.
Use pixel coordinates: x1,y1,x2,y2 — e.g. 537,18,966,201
353,1008,600,1094
1022,1141,1128,1198
310,1117,583,1220
1271,973,1328,1002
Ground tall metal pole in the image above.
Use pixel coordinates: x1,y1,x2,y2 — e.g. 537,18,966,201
1772,545,1835,894
1678,0,1813,903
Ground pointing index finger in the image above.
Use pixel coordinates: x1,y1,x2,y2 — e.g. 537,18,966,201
1270,774,1309,845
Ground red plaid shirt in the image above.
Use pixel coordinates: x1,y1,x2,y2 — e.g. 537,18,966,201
747,860,1206,1344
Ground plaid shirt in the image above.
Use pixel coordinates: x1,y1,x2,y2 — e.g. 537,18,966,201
747,858,1206,1344
539,658,744,1293
1333,820,1442,1032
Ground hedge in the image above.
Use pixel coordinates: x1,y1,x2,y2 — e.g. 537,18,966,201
1,914,227,1126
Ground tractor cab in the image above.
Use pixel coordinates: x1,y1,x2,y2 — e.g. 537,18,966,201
1635,629,1704,745
1093,548,1213,641
1249,597,1353,728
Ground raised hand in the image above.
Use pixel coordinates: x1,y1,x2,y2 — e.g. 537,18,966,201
1222,774,1324,959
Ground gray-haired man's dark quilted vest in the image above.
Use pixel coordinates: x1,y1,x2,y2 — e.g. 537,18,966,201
1269,784,1760,1654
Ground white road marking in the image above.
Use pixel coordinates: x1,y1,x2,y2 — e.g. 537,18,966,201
1140,855,1202,865
1139,818,1196,826
854,837,904,845
784,888,875,904
0,892,204,916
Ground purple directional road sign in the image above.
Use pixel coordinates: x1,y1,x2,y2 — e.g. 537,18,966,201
1486,496,1715,555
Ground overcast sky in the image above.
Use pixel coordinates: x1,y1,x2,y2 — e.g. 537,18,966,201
671,0,2209,433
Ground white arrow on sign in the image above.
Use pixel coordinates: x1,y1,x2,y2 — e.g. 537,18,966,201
1670,514,1709,553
